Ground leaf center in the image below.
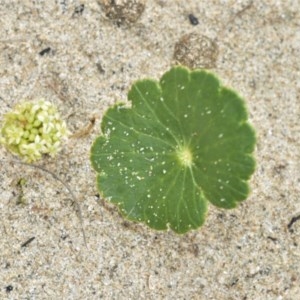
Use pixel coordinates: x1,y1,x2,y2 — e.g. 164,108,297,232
177,146,193,167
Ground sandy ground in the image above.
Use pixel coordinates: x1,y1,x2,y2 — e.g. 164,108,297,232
0,0,300,299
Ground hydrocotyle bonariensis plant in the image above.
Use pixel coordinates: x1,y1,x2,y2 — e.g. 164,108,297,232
90,66,256,233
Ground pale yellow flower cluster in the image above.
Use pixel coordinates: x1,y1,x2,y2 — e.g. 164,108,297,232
0,100,69,162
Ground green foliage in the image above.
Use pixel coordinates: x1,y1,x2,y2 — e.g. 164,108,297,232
0,100,69,163
91,66,256,233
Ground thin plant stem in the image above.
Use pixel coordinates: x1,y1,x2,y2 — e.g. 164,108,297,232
9,159,87,247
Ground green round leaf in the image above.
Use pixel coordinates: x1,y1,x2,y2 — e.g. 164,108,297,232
91,66,256,233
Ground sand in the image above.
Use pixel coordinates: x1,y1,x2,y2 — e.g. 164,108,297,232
1,0,299,299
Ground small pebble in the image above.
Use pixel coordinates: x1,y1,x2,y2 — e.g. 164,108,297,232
188,14,199,25
5,285,13,293
39,47,51,56
73,4,85,15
